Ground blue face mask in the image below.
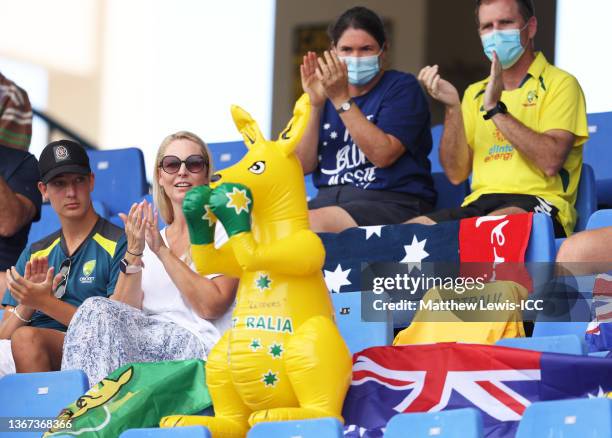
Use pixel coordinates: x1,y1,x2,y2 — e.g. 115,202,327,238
340,52,381,86
480,25,527,69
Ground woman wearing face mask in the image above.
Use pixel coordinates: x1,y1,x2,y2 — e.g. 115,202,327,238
296,6,436,233
61,132,237,386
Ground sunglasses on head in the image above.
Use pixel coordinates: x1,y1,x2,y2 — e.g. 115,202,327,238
159,154,207,174
54,258,71,299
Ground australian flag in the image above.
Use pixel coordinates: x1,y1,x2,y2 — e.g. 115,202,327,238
319,221,460,294
342,343,612,437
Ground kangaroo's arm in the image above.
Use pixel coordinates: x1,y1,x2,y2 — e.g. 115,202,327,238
191,243,242,278
228,229,325,275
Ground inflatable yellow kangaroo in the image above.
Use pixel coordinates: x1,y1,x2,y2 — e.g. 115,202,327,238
160,94,352,437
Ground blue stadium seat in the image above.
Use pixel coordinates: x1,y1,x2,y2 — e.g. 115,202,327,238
496,334,587,355
120,426,211,437
28,200,109,245
304,174,318,202
516,398,612,438
332,291,393,354
430,124,443,172
586,209,612,230
88,147,148,217
525,213,556,263
432,172,469,210
384,408,483,438
574,164,597,232
583,111,612,207
533,320,589,339
208,140,246,170
0,370,88,438
248,418,343,438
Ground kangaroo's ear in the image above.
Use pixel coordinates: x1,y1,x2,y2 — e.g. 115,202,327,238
231,105,266,150
276,93,311,157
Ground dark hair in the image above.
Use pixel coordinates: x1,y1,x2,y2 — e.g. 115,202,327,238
475,0,535,24
328,6,386,48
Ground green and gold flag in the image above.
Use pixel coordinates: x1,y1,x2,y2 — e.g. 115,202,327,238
44,359,211,437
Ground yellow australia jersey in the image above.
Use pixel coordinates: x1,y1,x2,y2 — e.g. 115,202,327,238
461,52,588,236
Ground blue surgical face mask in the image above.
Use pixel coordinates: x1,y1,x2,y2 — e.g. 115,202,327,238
480,24,528,69
340,51,382,86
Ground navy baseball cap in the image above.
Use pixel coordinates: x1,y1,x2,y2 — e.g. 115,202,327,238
39,140,91,183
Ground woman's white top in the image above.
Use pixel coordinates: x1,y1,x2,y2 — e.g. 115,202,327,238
141,226,234,350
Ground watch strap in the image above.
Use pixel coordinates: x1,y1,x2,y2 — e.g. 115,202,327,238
336,98,354,113
120,258,143,274
483,101,508,120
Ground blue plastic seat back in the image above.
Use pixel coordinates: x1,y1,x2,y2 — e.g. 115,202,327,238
432,172,469,210
574,164,597,232
248,418,343,438
429,124,444,172
583,111,612,207
516,398,612,438
384,408,483,438
208,140,246,171
525,213,556,263
332,291,393,354
586,209,612,230
533,320,590,338
496,334,587,355
28,201,109,245
0,370,88,438
304,174,318,202
119,426,211,437
88,148,148,217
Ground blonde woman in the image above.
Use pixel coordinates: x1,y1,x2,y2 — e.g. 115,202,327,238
62,132,237,386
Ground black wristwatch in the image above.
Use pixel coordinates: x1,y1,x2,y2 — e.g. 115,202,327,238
483,101,508,120
336,98,354,114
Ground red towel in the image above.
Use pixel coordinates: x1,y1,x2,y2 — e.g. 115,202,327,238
459,213,533,291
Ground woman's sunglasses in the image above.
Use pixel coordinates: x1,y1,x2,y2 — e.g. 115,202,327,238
159,154,207,174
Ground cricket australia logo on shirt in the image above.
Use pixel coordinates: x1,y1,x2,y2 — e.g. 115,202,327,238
80,260,96,284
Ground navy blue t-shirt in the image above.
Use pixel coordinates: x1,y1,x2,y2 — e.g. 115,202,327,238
0,145,42,270
313,70,436,204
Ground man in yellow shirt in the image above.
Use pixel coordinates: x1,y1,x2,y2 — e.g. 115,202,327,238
409,0,588,237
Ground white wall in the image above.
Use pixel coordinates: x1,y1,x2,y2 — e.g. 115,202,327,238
556,0,612,113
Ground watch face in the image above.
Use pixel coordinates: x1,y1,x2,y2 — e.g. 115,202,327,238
341,102,351,111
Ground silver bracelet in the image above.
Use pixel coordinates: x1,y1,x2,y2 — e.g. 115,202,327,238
10,306,32,323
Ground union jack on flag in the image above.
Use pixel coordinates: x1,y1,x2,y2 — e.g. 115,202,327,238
342,343,612,437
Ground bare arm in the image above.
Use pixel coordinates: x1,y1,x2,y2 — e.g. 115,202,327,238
491,114,575,177
0,176,36,237
418,65,472,183
318,51,405,168
110,252,144,309
0,305,33,339
295,52,326,174
483,53,574,177
157,246,237,319
111,202,147,308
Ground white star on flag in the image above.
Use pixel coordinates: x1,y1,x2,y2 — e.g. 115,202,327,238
400,235,429,273
360,225,384,239
323,123,331,130
330,131,338,139
324,264,352,293
588,387,609,398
